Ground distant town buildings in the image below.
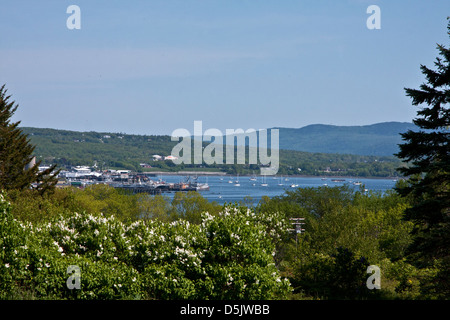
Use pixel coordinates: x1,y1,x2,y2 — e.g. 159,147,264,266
54,164,209,193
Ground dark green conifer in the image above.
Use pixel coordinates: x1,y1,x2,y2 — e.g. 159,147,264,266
396,20,450,297
0,84,59,195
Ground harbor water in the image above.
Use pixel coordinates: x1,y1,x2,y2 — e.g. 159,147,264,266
150,175,399,206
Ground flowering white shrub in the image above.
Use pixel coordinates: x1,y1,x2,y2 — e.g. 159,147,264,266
0,192,291,299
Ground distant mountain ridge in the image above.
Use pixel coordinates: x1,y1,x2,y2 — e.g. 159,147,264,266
274,122,417,156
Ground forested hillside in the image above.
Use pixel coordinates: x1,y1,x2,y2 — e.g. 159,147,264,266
21,127,404,177
22,127,176,171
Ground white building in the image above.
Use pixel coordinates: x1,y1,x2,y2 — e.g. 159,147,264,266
73,166,91,174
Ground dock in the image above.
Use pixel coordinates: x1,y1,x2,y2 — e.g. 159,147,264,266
111,181,210,195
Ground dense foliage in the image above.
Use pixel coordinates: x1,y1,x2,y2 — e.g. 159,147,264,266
1,184,447,300
256,186,439,299
0,190,290,300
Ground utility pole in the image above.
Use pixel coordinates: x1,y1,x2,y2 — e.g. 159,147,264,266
288,218,305,246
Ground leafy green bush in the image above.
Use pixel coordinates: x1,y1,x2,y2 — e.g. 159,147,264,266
0,191,291,300
291,247,372,300
257,186,432,299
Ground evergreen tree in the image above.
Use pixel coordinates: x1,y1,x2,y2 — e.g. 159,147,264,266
395,20,450,297
0,84,59,195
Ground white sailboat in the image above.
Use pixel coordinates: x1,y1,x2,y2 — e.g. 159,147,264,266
261,175,268,187
278,176,284,186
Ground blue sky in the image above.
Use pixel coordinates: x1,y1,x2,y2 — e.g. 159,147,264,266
1,0,449,135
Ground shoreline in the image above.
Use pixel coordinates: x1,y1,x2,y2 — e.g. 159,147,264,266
144,171,401,180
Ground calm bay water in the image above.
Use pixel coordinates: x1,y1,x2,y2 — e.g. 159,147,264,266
153,175,398,206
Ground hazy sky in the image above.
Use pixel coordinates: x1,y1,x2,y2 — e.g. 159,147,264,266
1,0,449,135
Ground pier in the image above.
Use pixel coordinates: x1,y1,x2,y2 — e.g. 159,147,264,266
111,181,210,195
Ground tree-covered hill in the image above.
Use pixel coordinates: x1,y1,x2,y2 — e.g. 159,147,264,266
21,126,404,177
21,127,177,171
